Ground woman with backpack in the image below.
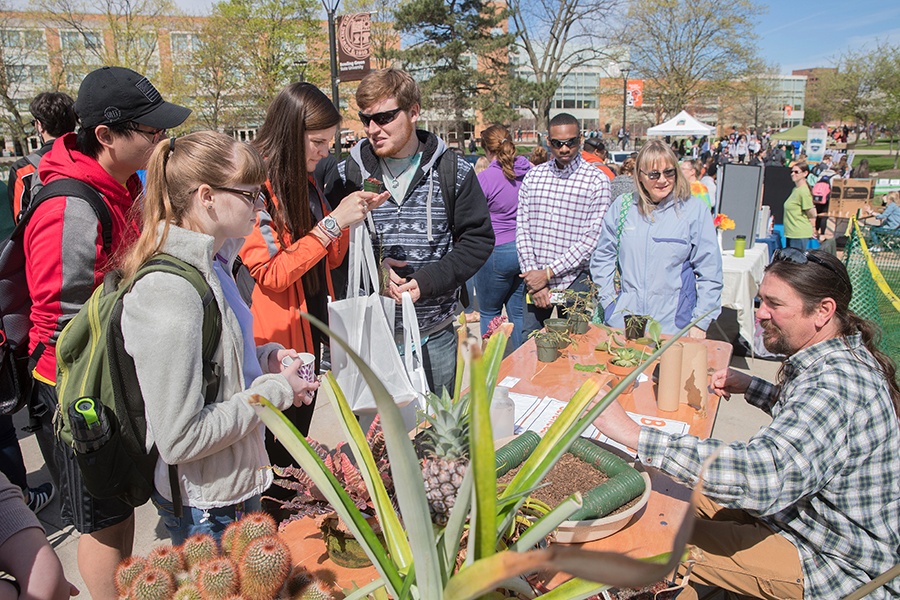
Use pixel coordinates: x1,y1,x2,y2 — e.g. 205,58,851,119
119,131,318,544
240,84,388,475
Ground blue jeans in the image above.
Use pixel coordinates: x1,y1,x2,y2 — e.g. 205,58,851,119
473,241,525,351
421,325,457,397
870,226,899,246
785,237,810,251
152,490,261,545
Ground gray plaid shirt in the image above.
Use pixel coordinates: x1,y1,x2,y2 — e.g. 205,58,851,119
639,334,900,598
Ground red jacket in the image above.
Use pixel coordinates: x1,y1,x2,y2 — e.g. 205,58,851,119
581,151,616,180
26,133,141,383
240,177,347,353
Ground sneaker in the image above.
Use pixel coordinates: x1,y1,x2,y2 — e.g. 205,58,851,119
26,482,55,514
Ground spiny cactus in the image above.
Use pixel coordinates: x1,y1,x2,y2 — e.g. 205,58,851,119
238,535,292,600
221,520,241,557
230,511,278,560
147,544,185,577
171,584,203,600
127,566,174,600
115,555,147,597
196,557,239,600
181,533,218,569
282,567,332,600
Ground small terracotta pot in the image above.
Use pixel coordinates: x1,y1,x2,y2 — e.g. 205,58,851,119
606,359,638,395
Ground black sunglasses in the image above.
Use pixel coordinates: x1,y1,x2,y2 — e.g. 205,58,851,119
216,186,266,208
358,107,403,127
772,248,841,277
548,136,580,149
641,168,678,181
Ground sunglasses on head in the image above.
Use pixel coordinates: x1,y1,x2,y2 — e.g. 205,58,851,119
772,248,841,277
358,107,403,128
641,168,677,181
548,137,580,149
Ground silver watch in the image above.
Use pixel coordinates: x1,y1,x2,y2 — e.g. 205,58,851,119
321,215,341,237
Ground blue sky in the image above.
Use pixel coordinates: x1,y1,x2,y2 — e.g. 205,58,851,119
170,0,900,75
756,0,900,73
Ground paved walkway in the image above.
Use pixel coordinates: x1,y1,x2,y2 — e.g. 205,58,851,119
11,326,779,598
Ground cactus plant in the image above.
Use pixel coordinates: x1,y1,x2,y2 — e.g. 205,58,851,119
230,511,277,560
147,544,185,577
238,534,292,600
220,519,240,557
127,566,175,600
196,557,239,600
171,584,203,600
115,555,147,597
181,533,218,569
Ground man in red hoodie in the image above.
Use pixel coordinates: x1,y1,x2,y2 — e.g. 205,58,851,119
26,66,190,600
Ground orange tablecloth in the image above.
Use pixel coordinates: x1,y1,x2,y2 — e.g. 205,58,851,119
279,325,733,593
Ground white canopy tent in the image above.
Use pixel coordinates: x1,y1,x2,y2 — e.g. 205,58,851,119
646,111,716,137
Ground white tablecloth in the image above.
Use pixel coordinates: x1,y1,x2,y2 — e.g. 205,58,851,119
720,244,768,344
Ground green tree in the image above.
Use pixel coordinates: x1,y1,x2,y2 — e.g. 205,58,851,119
35,0,179,85
725,65,781,130
507,0,621,133
0,7,52,154
342,0,402,69
622,0,763,119
393,0,512,148
209,0,322,123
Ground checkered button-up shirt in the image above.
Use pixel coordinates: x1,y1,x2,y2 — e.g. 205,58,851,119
516,154,611,290
638,334,900,599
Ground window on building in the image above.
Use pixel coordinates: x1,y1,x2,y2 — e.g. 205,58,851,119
7,64,49,87
170,32,199,62
60,30,103,52
2,29,44,50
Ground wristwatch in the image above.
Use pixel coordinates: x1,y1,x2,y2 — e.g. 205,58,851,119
321,215,342,238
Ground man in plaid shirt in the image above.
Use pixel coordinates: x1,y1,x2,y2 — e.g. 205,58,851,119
594,248,900,599
516,113,610,336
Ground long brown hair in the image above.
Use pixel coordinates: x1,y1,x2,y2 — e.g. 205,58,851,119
766,251,900,418
252,83,341,246
480,125,517,180
120,132,267,281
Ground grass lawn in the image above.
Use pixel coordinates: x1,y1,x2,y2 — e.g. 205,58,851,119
851,154,898,171
852,136,899,149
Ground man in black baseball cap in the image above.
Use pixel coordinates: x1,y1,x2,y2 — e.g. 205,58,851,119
24,67,190,599
74,66,191,130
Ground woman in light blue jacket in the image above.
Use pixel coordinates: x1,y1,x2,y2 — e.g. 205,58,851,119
591,140,723,336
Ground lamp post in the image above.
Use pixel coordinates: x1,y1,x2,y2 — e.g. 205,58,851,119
323,0,341,158
294,59,309,83
620,63,631,151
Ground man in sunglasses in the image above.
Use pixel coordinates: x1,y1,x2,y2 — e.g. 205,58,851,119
516,112,611,336
21,66,190,599
594,249,900,599
333,68,493,397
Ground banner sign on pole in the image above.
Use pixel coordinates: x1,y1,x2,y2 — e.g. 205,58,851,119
626,80,643,108
806,128,827,163
337,13,372,82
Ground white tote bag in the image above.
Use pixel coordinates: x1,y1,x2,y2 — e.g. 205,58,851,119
328,223,427,413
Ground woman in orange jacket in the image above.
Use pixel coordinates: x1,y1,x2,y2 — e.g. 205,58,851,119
241,83,387,453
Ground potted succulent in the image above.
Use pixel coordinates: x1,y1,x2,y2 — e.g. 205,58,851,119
529,329,570,362
249,314,710,599
562,285,597,335
543,318,571,348
623,313,650,340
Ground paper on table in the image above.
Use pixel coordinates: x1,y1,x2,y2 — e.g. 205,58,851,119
586,412,690,458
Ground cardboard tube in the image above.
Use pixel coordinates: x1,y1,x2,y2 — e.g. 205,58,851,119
656,342,684,412
680,343,709,411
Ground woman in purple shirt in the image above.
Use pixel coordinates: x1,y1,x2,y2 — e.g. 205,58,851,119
474,125,532,350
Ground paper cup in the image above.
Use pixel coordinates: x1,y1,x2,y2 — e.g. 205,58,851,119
282,352,317,383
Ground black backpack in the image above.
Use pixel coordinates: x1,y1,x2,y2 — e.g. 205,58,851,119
0,179,111,416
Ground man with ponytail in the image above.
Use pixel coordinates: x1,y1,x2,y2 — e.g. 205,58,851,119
594,248,900,599
24,66,189,599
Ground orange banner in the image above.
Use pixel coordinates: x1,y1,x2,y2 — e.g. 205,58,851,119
626,80,643,108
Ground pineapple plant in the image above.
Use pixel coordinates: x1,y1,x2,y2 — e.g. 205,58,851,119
420,389,470,526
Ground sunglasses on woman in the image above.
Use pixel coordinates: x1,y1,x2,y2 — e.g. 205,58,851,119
772,248,841,277
641,168,677,181
217,187,266,209
358,107,403,127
